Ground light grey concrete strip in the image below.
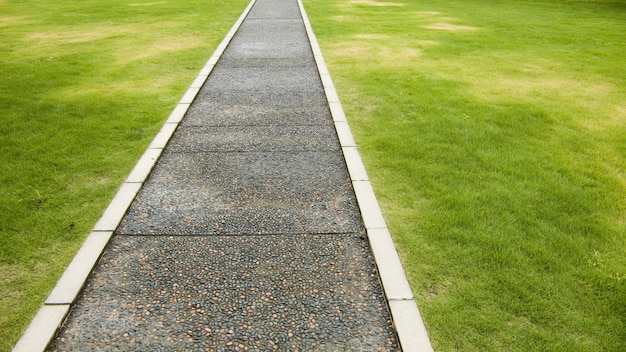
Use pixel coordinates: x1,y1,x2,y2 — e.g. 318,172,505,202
312,46,324,62
320,72,334,88
199,63,215,76
45,231,113,305
93,182,142,231
205,56,219,68
367,228,413,300
352,180,388,229
179,87,201,104
190,75,209,89
126,148,163,184
329,102,347,122
11,305,70,352
335,121,356,147
343,147,369,181
324,86,340,103
148,123,178,150
317,61,330,76
215,42,229,54
389,300,434,352
166,103,190,124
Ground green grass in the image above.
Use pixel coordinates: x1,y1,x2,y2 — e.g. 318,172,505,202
303,0,626,350
0,0,248,350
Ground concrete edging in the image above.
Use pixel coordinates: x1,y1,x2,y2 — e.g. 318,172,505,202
297,1,434,351
10,1,258,351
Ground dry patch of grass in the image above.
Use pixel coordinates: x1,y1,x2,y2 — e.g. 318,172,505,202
27,28,132,43
347,0,405,7
414,11,442,16
581,104,626,131
117,37,206,63
0,15,31,28
329,39,421,67
128,1,167,6
424,22,477,31
354,33,392,40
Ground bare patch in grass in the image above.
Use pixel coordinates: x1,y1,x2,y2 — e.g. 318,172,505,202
329,33,436,68
458,68,619,131
331,15,356,22
27,24,205,63
581,104,626,131
427,279,452,299
616,105,625,119
0,16,31,28
330,40,421,67
61,71,184,99
348,0,405,7
120,38,204,62
0,264,20,283
430,57,615,115
129,1,167,6
477,76,613,105
28,25,139,44
355,34,392,40
85,176,110,187
425,22,477,31
332,45,364,56
414,11,443,18
381,47,420,60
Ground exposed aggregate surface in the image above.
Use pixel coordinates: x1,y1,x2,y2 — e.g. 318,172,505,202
51,235,398,351
116,151,364,235
50,0,400,349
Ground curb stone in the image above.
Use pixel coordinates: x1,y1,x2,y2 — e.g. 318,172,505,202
297,0,434,350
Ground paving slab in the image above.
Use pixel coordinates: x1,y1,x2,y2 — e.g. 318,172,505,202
50,235,399,351
12,305,69,352
197,66,322,92
221,20,310,59
167,125,340,153
218,56,316,69
116,152,363,235
246,0,301,19
182,88,332,126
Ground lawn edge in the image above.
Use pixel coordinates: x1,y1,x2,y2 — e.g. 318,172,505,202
9,0,258,350
297,1,435,351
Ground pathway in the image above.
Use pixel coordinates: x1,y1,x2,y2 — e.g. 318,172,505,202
13,0,433,350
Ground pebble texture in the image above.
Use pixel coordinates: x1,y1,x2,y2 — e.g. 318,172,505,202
51,235,398,351
50,0,400,350
116,151,364,235
166,125,340,153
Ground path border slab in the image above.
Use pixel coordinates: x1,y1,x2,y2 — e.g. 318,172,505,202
297,0,434,350
11,305,70,352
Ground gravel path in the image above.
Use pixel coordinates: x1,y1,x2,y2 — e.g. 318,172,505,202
49,0,401,350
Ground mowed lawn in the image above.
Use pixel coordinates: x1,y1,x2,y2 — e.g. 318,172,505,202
1,0,624,351
0,0,248,350
303,0,626,351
